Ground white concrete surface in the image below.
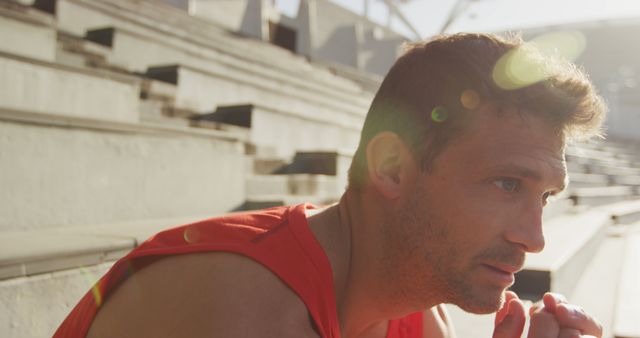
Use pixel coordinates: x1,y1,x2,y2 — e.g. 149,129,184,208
56,0,373,99
94,24,371,115
0,231,132,279
0,263,112,338
0,54,140,123
246,174,340,198
0,9,55,62
191,0,262,38
0,117,245,231
614,228,640,338
523,211,610,297
570,234,626,338
248,105,361,157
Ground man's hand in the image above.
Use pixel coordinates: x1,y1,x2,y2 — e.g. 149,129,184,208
530,293,603,338
492,292,602,338
493,291,527,338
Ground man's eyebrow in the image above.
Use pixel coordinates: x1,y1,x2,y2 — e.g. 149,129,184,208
489,164,567,192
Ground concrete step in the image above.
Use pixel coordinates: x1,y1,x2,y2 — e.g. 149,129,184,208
55,30,113,70
566,232,626,338
54,0,372,96
597,143,640,161
566,154,632,170
0,230,131,280
237,194,338,211
542,197,575,221
567,161,589,174
140,78,177,102
0,214,209,281
246,174,341,199
275,151,353,196
0,1,55,62
0,109,245,232
0,261,113,338
82,25,372,105
610,175,640,186
568,172,610,188
0,213,209,337
511,211,611,300
613,227,640,338
191,104,361,158
570,186,638,206
251,157,291,175
596,199,640,225
139,99,190,128
586,163,640,176
0,51,140,123
145,64,366,133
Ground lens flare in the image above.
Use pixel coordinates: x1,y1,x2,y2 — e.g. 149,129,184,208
79,267,103,307
492,46,549,90
492,31,587,90
431,106,448,123
183,226,201,244
460,90,480,110
530,30,586,62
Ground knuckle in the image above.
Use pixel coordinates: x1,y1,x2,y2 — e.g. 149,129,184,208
529,310,554,325
595,320,603,335
558,328,581,338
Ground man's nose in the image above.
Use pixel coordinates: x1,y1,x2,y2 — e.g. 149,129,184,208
505,201,545,253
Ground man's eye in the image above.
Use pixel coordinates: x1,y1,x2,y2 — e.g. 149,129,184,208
493,178,520,192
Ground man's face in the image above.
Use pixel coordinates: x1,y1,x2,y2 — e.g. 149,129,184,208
382,106,567,314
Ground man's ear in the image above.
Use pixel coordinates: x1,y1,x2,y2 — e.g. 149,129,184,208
365,132,416,199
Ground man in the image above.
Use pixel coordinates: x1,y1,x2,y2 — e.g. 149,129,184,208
56,33,606,338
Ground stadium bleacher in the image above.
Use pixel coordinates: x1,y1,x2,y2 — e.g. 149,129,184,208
0,0,639,337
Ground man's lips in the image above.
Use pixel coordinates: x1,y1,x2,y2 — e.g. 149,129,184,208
480,262,522,286
483,262,523,274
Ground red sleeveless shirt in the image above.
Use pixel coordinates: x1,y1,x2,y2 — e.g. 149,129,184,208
54,204,423,338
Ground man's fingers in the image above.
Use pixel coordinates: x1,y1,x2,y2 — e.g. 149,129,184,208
559,329,597,338
542,292,568,314
558,328,581,338
495,291,519,326
556,303,603,337
493,298,526,338
527,310,560,338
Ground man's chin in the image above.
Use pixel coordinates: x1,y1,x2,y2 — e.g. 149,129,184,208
454,289,505,314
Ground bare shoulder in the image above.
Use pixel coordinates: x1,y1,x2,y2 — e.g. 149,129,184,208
422,304,457,338
87,252,320,338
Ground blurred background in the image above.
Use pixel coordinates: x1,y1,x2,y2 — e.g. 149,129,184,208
0,0,638,337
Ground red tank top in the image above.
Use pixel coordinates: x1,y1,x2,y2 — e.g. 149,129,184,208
54,203,423,338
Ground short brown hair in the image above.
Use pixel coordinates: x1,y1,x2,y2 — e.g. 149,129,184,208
348,32,606,190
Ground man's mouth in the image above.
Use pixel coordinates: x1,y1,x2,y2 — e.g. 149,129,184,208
484,262,522,274
480,262,522,286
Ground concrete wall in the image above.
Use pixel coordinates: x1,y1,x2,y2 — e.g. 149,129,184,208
0,54,140,123
0,9,55,62
312,0,359,68
55,0,369,96
250,105,360,157
191,0,250,32
171,64,366,120
0,263,111,338
0,118,246,231
309,0,405,75
191,0,264,40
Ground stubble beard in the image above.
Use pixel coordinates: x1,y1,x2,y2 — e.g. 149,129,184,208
381,185,519,314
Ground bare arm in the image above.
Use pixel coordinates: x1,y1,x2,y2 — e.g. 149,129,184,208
87,252,320,338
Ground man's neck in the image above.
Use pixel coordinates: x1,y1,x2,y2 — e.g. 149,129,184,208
306,192,413,337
